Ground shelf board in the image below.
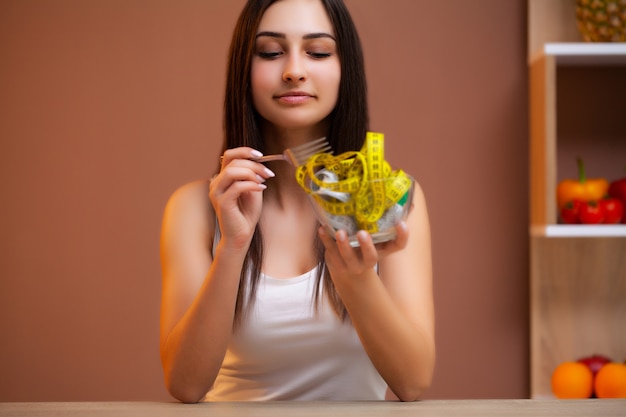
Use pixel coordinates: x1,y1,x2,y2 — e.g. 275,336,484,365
538,42,626,66
531,224,626,237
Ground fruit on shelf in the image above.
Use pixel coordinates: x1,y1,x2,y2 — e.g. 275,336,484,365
551,361,594,399
608,176,626,223
556,159,626,224
576,0,626,42
556,158,608,210
559,198,624,225
578,200,605,224
599,197,624,224
560,200,582,224
594,362,626,399
578,354,613,377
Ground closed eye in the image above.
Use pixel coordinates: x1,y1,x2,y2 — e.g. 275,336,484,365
308,52,332,59
257,51,283,59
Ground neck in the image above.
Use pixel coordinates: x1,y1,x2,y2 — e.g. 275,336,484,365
263,170,309,208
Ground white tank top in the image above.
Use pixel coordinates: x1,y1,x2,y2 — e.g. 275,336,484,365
204,266,387,401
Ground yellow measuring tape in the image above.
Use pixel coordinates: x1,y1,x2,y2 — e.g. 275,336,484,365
296,132,412,233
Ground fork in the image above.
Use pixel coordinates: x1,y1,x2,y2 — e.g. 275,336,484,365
255,137,331,167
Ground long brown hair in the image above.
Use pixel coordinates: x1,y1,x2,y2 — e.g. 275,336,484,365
221,0,369,327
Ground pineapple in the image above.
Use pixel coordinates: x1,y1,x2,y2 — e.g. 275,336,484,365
576,0,626,42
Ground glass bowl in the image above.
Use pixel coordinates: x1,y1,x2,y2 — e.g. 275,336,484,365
306,174,415,247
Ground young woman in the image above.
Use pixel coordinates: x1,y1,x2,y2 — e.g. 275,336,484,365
159,0,434,402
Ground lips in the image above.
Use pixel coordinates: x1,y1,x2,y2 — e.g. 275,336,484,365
276,91,314,105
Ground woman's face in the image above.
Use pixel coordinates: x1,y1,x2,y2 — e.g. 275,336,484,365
251,0,341,134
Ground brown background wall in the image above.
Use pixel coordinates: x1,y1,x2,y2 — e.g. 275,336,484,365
0,0,529,401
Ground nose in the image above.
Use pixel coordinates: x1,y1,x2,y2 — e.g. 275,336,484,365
282,54,306,83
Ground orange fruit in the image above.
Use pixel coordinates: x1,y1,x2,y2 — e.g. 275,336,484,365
594,362,626,398
551,361,593,399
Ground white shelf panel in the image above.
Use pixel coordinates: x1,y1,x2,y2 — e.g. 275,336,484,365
542,42,626,65
531,224,626,237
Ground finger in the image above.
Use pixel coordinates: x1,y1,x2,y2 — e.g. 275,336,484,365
374,222,409,255
318,226,343,269
209,168,268,205
391,221,409,249
212,166,267,191
223,159,275,183
319,226,342,257
356,231,378,266
221,148,266,170
218,159,276,188
318,225,335,247
335,229,360,264
212,180,266,208
222,147,263,162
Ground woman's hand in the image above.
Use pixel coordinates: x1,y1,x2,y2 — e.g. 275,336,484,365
318,222,409,279
317,187,434,401
209,147,274,249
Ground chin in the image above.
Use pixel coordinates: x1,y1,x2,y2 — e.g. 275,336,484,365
267,115,330,132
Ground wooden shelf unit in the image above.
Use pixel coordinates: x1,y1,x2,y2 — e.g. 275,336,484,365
528,42,626,399
529,43,626,229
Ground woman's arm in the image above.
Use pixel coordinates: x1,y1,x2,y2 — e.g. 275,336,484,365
159,149,273,403
159,181,245,403
319,181,435,401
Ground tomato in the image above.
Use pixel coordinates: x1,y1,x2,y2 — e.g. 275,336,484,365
578,201,605,224
608,177,626,223
599,198,624,224
560,200,582,224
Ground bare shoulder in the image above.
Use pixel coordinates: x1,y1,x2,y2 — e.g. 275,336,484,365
407,177,430,240
166,179,211,209
410,179,428,215
161,179,214,255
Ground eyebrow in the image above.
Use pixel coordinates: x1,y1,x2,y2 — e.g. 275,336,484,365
255,31,336,41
